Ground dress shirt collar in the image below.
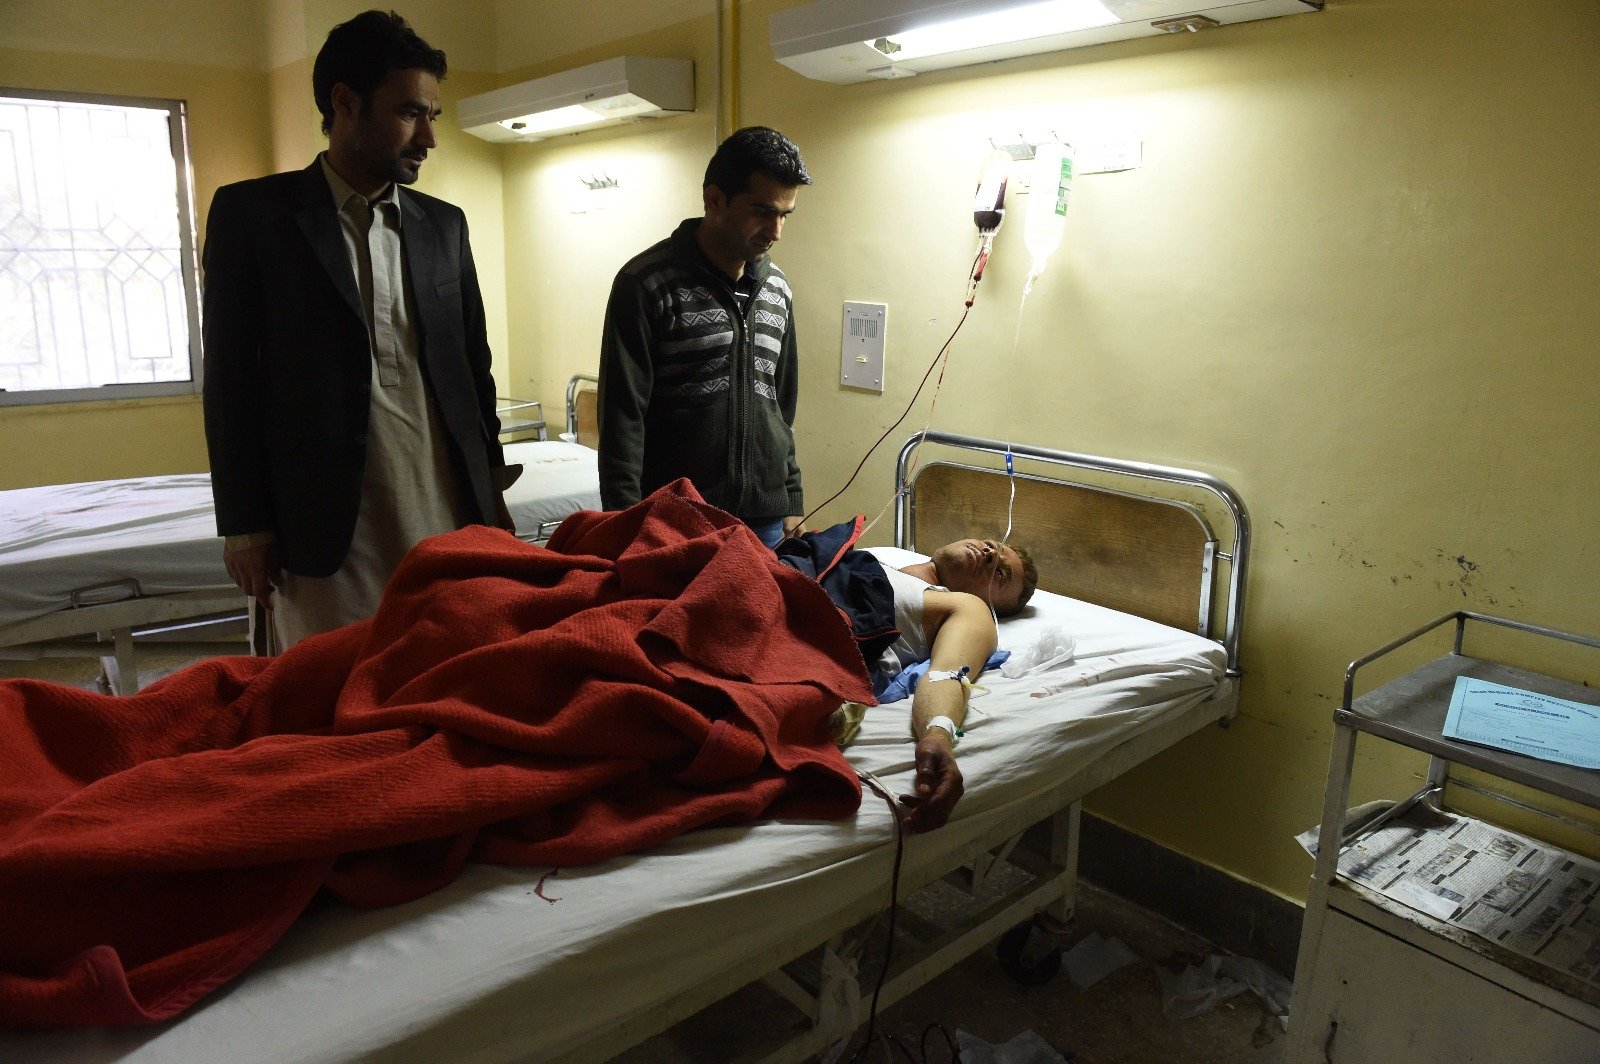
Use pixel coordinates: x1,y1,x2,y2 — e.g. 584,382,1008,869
318,152,401,221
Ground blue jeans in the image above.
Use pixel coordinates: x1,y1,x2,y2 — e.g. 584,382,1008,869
746,517,785,549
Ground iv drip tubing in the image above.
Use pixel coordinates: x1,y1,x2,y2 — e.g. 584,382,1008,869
792,166,998,539
858,238,989,538
965,232,995,307
789,301,973,538
1009,286,1029,364
836,771,907,1063
860,321,959,539
981,444,1017,627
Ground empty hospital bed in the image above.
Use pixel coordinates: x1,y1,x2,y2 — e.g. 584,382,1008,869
0,376,602,693
0,428,1249,1062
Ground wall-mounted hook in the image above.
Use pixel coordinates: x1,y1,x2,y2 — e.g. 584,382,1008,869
993,134,1036,161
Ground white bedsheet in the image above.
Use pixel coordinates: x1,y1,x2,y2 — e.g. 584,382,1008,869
0,445,600,629
2,547,1225,1063
501,439,600,537
0,475,229,629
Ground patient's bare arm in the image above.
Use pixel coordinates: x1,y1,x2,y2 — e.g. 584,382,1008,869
900,590,997,833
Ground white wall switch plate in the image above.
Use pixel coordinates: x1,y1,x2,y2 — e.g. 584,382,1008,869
840,301,886,392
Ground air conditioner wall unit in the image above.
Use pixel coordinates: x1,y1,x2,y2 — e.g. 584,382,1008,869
771,0,1322,85
458,56,693,143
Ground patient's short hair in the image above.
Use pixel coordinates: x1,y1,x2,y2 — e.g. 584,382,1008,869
1001,544,1039,617
313,10,447,134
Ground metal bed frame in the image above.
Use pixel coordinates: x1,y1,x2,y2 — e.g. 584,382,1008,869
895,430,1251,677
0,432,1250,1061
0,587,249,695
563,430,1252,1062
507,374,599,543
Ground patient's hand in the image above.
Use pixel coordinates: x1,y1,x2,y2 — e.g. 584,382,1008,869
899,735,964,833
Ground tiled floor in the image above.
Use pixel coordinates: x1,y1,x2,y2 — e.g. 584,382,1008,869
4,650,1288,1063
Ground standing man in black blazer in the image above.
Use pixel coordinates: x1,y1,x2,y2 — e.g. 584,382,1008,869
202,10,516,648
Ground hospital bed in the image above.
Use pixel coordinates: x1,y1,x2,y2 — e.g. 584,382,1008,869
0,428,1249,1062
0,377,602,693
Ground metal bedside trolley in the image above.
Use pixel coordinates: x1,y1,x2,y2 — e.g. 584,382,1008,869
1287,611,1600,1062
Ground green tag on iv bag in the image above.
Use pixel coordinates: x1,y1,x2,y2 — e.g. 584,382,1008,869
1054,157,1073,217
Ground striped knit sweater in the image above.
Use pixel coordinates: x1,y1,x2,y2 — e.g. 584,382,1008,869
598,218,803,520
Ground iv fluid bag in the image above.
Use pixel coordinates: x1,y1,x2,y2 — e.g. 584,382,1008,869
972,148,1012,232
1023,142,1074,279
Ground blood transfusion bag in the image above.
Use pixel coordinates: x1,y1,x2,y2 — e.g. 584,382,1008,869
972,147,1011,232
966,148,1012,305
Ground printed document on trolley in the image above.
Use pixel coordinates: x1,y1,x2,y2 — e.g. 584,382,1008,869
1443,677,1600,770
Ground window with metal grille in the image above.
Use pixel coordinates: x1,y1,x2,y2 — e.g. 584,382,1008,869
0,88,202,406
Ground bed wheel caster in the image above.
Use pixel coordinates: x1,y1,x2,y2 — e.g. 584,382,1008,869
997,918,1063,985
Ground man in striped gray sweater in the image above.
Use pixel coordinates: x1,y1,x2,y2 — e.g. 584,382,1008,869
597,127,811,548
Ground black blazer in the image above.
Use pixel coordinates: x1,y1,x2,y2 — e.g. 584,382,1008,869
201,161,505,577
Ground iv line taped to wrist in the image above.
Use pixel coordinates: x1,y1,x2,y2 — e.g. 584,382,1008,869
922,664,988,699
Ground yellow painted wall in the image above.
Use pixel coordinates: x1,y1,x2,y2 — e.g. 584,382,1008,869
500,0,1600,899
4,0,273,69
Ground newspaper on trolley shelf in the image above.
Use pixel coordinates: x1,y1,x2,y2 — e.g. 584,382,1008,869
1299,802,1600,989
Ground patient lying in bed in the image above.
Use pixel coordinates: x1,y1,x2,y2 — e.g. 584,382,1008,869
776,525,1037,834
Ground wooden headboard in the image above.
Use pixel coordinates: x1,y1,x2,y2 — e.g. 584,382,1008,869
908,463,1213,635
895,432,1250,675
565,374,599,449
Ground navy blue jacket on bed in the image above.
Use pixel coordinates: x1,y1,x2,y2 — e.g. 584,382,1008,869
774,517,899,676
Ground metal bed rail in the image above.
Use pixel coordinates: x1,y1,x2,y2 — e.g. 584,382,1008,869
1341,609,1600,712
1336,609,1600,837
566,373,598,439
0,589,250,694
495,397,546,440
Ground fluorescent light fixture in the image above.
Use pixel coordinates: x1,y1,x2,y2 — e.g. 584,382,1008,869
876,1,1118,61
772,0,1322,84
458,56,693,143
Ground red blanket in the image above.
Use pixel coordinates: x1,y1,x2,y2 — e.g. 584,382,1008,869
0,481,870,1028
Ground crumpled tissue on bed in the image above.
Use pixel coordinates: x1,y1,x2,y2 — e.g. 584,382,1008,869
999,625,1076,678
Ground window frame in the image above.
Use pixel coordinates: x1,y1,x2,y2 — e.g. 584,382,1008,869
0,86,204,408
